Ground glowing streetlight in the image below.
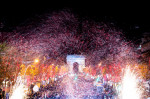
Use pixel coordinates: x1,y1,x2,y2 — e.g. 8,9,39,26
98,62,102,66
34,59,39,63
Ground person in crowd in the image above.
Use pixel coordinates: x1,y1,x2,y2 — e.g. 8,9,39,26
107,85,114,99
2,89,5,99
6,92,9,99
0,88,2,99
148,81,150,92
29,83,34,98
95,80,104,99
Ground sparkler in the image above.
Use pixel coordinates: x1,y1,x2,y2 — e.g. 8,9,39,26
120,66,143,99
10,76,28,99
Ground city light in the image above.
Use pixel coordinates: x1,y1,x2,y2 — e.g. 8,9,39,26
34,59,39,63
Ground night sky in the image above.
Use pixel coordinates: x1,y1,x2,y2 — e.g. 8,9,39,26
0,2,149,43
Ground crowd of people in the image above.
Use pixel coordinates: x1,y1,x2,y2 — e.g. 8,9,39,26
0,77,150,99
25,75,119,99
0,87,10,99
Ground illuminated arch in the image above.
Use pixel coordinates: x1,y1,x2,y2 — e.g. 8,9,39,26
66,55,85,73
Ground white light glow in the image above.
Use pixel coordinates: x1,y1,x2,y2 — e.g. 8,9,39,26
34,59,39,63
120,67,142,99
10,77,28,99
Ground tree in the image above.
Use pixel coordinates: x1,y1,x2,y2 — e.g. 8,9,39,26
0,43,21,85
20,64,39,77
137,63,149,80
